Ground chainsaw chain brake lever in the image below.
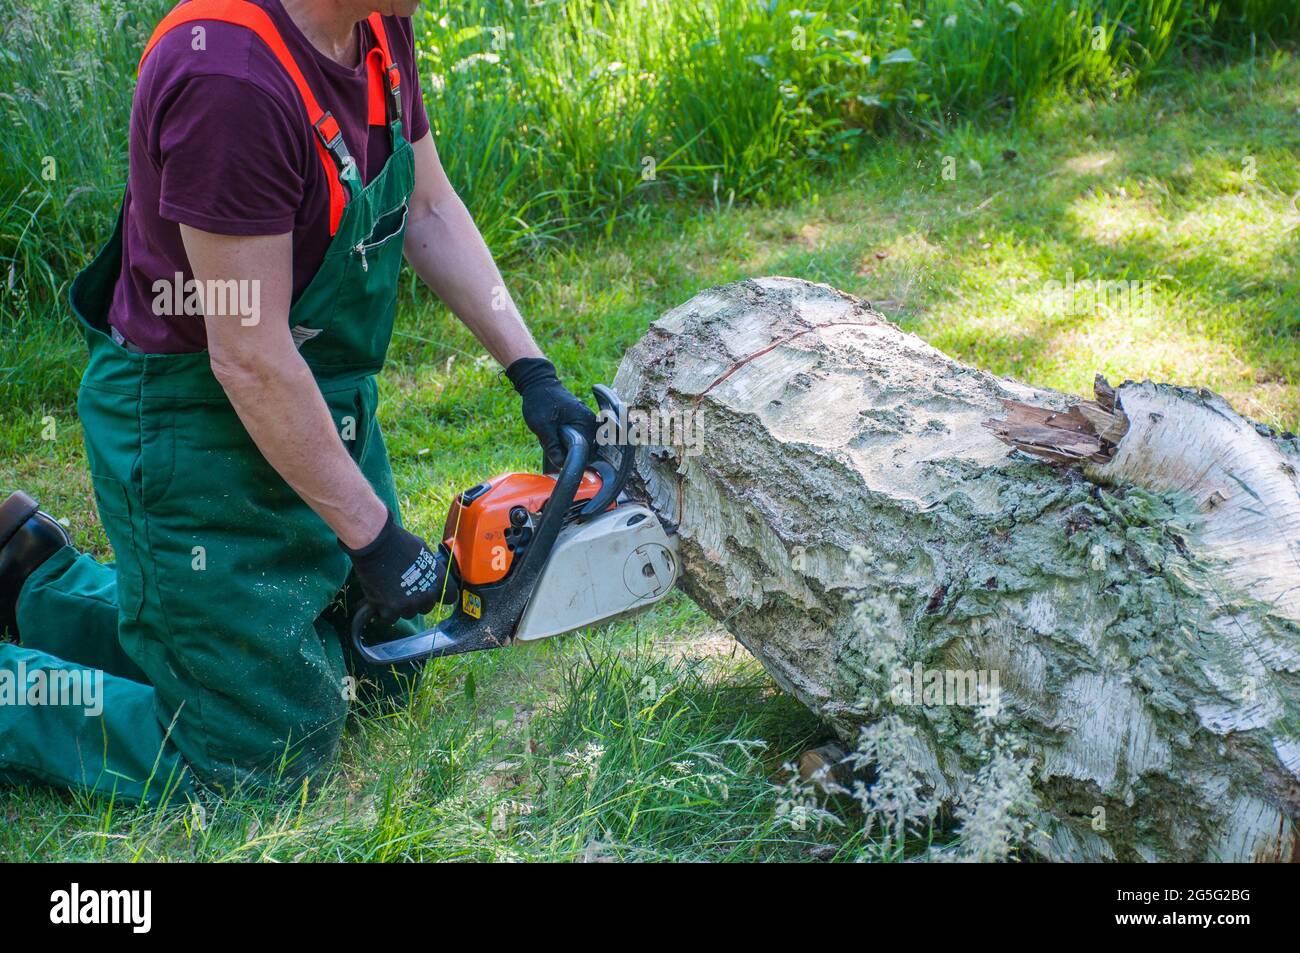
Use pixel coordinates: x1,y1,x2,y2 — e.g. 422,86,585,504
579,384,635,519
350,424,590,667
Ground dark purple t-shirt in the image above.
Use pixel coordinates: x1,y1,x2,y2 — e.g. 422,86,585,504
109,0,430,353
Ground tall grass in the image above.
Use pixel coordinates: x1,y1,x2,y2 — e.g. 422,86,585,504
422,0,1300,256
0,0,154,408
1,0,1297,355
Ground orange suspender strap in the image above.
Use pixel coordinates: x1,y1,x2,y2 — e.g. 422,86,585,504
365,46,387,126
365,13,402,130
138,0,349,235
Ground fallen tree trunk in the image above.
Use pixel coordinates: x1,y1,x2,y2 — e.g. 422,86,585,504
614,276,1300,862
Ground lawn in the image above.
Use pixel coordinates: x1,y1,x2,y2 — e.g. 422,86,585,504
1,3,1298,860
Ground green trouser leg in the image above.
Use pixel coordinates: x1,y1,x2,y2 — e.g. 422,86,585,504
0,473,414,804
1,379,411,802
0,389,415,803
35,369,415,800
16,546,147,682
0,548,192,800
0,644,192,801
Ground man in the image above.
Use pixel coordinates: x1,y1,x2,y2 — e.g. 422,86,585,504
0,0,595,802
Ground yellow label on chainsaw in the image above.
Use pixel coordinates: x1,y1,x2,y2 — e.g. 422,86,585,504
462,589,482,619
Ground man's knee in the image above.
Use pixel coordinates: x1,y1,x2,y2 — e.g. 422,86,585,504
171,678,349,796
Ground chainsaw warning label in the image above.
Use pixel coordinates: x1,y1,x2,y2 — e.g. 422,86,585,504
462,590,482,619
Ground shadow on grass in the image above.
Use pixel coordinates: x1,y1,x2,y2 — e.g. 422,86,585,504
737,55,1299,424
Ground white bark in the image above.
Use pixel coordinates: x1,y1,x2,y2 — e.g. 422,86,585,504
614,276,1300,862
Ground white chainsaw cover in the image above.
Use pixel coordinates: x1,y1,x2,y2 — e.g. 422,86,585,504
515,504,678,641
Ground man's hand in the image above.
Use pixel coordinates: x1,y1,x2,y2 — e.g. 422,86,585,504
506,358,598,470
341,509,457,624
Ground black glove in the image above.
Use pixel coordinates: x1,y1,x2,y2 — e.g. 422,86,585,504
505,357,598,471
341,509,457,625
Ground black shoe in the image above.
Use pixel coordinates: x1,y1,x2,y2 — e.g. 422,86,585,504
0,491,72,640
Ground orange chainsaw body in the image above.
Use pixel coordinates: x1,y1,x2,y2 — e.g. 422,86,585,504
442,471,604,586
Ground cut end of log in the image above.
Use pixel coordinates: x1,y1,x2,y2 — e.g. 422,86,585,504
983,374,1130,464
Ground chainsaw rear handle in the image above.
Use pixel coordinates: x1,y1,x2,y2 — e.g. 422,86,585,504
349,423,590,667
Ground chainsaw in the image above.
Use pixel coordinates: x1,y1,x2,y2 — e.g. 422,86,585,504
349,385,679,667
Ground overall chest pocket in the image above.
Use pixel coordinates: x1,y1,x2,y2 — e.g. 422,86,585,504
351,200,408,272
292,193,411,357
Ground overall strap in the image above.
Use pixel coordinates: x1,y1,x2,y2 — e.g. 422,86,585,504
365,13,403,139
139,0,356,235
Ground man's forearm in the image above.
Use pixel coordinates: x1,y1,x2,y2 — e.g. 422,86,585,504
402,190,543,368
398,137,597,470
211,349,387,550
181,226,387,550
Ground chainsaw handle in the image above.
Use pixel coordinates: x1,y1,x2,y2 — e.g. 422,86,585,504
349,423,589,667
350,601,375,648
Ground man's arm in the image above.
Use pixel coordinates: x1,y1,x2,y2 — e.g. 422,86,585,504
180,226,387,550
401,133,543,366
401,133,596,467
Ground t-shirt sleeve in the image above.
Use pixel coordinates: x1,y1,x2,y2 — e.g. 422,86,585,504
156,74,306,236
397,17,430,143
406,63,430,143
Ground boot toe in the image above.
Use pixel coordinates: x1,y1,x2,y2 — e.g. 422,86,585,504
0,491,40,549
1,494,73,640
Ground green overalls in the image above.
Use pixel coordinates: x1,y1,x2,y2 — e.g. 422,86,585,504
0,4,419,803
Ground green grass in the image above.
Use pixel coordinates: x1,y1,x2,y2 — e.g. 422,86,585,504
1,1,1299,860
0,605,839,861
